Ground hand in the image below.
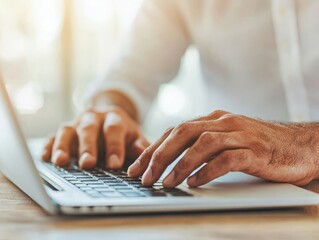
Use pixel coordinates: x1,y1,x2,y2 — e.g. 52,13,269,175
128,110,319,187
42,106,150,169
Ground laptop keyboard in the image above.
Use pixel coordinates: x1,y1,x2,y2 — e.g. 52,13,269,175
45,163,192,198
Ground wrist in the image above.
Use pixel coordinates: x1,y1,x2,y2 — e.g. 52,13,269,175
92,90,138,122
299,125,319,180
311,130,319,180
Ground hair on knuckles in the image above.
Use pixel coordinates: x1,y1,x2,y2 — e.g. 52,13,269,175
172,122,194,136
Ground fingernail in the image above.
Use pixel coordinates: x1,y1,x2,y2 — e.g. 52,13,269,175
187,175,197,187
79,152,95,169
108,154,121,169
163,171,175,187
128,160,141,176
52,150,68,166
142,168,153,186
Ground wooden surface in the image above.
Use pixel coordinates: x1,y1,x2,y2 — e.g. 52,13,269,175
1,174,319,240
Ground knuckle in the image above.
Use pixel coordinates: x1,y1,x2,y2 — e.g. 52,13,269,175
198,132,213,145
151,149,162,163
142,147,153,159
107,143,122,154
210,110,228,117
78,123,97,133
223,157,235,170
177,159,190,172
221,151,239,171
59,123,75,132
220,114,243,125
163,127,174,136
107,105,123,113
198,169,209,180
173,122,192,136
104,123,124,133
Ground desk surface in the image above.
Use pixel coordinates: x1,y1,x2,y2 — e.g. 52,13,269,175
1,174,319,240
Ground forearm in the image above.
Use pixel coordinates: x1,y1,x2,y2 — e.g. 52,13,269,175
92,90,138,122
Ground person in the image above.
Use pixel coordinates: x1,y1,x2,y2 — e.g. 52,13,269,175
42,0,319,188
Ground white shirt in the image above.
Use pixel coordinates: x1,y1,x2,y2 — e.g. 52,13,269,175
86,0,319,122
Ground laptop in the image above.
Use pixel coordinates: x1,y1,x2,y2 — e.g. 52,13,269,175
0,77,318,215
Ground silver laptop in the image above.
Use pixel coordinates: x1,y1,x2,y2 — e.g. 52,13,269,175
0,77,318,215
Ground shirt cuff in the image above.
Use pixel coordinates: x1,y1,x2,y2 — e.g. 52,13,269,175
83,81,151,122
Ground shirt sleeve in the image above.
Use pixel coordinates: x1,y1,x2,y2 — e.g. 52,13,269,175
84,0,190,121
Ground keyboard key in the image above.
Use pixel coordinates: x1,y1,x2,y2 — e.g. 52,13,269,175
121,192,145,197
64,176,77,180
85,170,101,173
96,190,115,193
93,186,111,190
137,187,157,192
85,190,100,194
69,180,82,184
66,169,82,173
124,179,141,183
79,187,93,191
88,185,108,188
107,183,127,187
101,192,123,197
98,177,115,181
82,180,101,183
144,191,167,197
91,173,108,177
72,173,88,176
76,175,95,180
89,193,104,198
102,180,119,184
169,192,193,196
115,187,135,191
74,184,87,187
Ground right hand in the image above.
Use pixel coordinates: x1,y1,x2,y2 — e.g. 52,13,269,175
41,106,150,169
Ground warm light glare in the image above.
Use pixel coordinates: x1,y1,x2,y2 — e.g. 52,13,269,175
79,0,115,28
0,31,27,62
158,84,187,116
14,82,44,114
29,0,64,50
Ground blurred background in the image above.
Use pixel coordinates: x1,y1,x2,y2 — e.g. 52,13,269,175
0,0,204,141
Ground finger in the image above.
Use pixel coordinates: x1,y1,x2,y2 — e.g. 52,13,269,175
163,131,246,188
141,118,236,186
129,110,232,181
127,128,173,178
52,125,76,166
128,110,229,178
204,110,229,120
77,112,102,169
127,137,150,162
187,149,252,187
41,136,55,161
103,112,127,169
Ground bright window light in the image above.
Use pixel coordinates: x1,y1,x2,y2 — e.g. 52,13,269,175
14,81,44,114
158,84,187,116
0,31,27,61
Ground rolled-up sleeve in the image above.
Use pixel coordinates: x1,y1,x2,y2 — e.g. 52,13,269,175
84,0,190,121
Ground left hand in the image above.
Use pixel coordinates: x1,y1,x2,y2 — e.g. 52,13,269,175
128,110,319,187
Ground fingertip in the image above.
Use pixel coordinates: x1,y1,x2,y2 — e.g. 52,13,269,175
79,152,96,169
141,168,153,186
127,160,141,177
106,154,122,169
52,150,69,166
163,171,176,188
187,175,198,187
41,150,50,161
